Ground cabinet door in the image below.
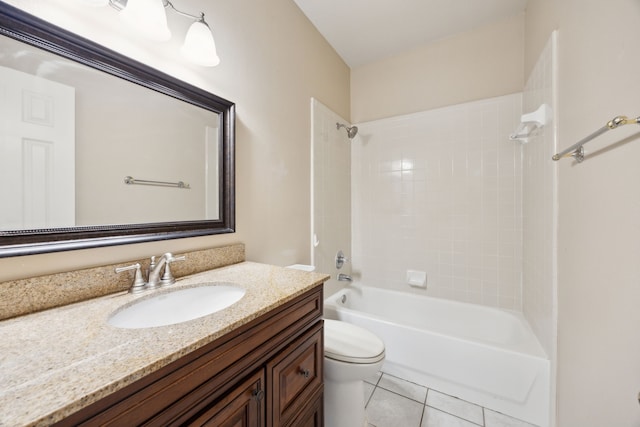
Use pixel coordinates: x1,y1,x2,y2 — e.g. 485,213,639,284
288,388,323,427
187,370,265,427
267,323,323,427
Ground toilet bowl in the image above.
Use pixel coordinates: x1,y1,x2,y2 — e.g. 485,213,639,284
324,319,385,427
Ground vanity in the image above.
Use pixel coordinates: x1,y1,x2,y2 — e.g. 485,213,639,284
0,259,328,426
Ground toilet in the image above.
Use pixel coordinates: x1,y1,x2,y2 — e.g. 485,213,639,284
323,319,385,427
283,264,385,426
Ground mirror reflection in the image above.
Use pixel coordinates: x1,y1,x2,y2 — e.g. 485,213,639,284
0,35,221,231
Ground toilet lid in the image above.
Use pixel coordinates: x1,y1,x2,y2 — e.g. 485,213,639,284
324,319,385,364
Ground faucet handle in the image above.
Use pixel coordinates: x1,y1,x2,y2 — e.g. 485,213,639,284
147,255,156,278
115,263,147,293
159,255,186,287
335,250,349,270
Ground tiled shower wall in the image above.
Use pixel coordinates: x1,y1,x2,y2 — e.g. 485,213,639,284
522,31,558,363
352,94,524,310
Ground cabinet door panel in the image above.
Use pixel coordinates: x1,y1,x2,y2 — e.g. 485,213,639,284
188,370,264,427
289,388,323,427
268,322,323,427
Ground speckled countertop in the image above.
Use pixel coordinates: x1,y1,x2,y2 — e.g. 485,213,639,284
0,262,328,427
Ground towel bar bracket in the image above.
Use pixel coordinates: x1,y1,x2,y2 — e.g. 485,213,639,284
572,146,584,163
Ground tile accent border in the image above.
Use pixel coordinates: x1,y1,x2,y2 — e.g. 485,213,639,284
0,243,245,321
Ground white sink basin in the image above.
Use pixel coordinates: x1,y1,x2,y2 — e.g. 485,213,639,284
108,283,245,329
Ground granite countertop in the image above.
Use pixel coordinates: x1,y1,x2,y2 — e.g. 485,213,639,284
0,262,328,427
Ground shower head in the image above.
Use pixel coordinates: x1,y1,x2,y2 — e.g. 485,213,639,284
336,122,358,139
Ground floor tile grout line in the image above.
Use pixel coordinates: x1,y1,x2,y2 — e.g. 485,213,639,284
376,372,429,405
381,371,487,414
369,384,485,427
374,383,428,405
364,384,375,408
381,371,430,389
418,388,430,427
424,403,485,427
370,384,486,426
365,373,383,387
375,377,484,425
364,373,381,408
367,370,537,427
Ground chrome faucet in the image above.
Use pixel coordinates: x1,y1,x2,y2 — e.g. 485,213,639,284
115,263,147,293
337,273,352,282
147,252,186,289
115,252,186,293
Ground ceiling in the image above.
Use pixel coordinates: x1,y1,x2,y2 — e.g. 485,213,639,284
293,0,528,68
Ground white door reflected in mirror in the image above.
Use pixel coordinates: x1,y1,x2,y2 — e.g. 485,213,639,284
0,66,75,230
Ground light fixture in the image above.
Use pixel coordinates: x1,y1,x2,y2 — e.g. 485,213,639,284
82,0,110,6
181,18,220,67
119,0,171,41
100,0,220,66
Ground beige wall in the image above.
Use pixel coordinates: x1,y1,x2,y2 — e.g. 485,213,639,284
350,14,525,123
527,1,640,426
0,0,349,281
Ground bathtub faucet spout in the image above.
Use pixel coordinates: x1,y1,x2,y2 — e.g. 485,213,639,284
337,273,352,282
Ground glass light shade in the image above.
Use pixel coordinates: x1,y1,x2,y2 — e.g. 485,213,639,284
82,0,109,6
120,0,171,42
181,21,220,67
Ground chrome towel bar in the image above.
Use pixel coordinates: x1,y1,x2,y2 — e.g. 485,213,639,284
124,176,191,189
552,115,640,162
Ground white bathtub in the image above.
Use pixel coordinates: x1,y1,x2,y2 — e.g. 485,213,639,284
324,286,550,427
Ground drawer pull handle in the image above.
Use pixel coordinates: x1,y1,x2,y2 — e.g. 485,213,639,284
299,368,311,378
252,389,264,401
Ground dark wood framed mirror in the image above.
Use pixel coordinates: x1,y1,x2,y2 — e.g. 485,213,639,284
0,3,235,257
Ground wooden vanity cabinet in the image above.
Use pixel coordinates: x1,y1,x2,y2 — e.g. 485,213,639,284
186,369,265,427
267,325,323,427
54,286,324,427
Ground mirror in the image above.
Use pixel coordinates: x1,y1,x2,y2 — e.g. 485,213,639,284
0,4,235,257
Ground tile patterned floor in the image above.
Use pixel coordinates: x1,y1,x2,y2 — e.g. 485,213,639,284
364,371,538,427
